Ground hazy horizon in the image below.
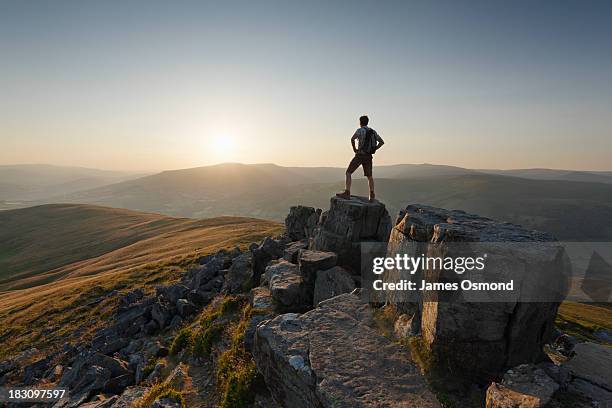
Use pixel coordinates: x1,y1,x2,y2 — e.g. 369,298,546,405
2,161,612,175
2,1,612,171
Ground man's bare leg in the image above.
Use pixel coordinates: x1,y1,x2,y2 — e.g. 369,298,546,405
367,176,375,201
336,171,353,199
345,171,352,193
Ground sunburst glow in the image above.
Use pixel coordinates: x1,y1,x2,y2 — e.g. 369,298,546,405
212,136,236,161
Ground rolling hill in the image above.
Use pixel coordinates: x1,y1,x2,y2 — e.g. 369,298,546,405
0,204,281,291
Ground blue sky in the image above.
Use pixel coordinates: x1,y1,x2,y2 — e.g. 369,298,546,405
1,0,611,171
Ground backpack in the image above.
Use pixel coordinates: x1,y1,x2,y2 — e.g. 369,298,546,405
362,128,377,154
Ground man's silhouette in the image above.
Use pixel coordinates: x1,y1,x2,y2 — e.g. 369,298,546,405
337,115,384,201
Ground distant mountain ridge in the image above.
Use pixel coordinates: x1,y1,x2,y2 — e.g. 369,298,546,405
0,164,148,201
4,162,612,241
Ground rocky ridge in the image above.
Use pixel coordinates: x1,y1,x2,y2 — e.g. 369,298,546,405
0,196,609,407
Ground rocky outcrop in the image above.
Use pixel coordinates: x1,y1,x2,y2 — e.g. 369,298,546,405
285,205,321,241
253,292,440,408
385,204,570,384
311,196,391,272
486,364,559,408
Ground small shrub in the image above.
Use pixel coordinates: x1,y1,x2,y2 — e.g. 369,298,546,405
170,327,194,356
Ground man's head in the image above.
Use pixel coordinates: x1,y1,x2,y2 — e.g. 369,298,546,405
359,115,369,127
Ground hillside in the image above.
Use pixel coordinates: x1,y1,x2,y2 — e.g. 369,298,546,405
0,164,146,203
0,204,282,291
0,204,281,360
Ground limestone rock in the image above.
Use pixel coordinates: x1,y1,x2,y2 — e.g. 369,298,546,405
253,293,439,408
311,196,391,272
156,284,189,304
250,286,274,311
283,240,309,263
285,205,321,241
313,266,355,305
221,252,253,294
175,298,196,317
267,260,310,312
246,287,275,352
485,364,559,408
564,342,612,404
151,300,172,330
298,250,338,282
252,237,285,284
386,204,570,383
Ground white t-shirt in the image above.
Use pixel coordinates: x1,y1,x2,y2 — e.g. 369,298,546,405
353,126,384,152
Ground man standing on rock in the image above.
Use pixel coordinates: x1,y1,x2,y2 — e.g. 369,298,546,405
336,115,384,201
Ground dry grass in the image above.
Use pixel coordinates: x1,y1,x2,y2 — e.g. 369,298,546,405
0,205,282,360
0,204,281,291
556,301,612,344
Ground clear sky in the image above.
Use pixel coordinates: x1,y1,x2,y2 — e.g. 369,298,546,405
1,0,611,171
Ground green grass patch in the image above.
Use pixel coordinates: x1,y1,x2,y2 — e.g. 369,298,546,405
219,296,244,315
372,304,398,338
134,382,185,408
215,304,262,408
170,327,194,356
193,322,226,358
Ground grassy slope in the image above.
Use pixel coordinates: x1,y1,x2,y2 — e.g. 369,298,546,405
0,204,282,359
0,204,279,291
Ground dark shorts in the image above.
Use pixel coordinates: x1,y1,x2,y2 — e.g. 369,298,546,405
346,152,373,177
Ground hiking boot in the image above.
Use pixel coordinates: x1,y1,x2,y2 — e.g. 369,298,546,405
369,191,376,202
336,190,351,200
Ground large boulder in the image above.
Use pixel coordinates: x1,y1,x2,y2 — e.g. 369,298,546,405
285,205,321,241
313,266,355,305
252,237,285,285
221,252,254,294
266,260,311,312
311,196,391,272
253,293,440,408
383,204,570,384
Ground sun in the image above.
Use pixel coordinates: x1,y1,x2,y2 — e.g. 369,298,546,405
212,136,235,161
